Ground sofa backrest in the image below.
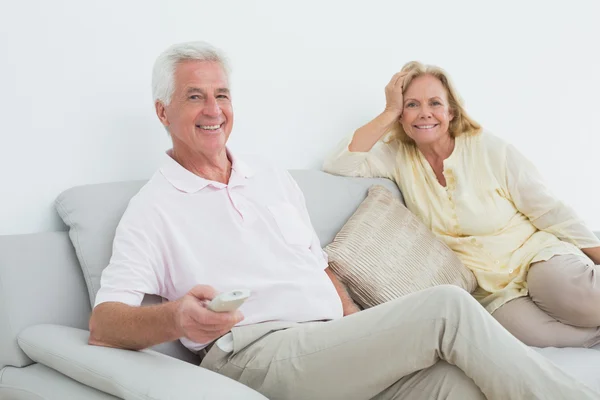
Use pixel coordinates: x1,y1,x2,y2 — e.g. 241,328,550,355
290,170,403,246
0,170,402,368
0,232,91,369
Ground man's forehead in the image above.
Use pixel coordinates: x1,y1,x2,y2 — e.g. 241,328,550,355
174,60,229,89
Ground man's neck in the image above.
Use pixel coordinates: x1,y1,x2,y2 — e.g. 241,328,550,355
171,146,232,184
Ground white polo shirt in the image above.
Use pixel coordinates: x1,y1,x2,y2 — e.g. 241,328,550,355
95,150,343,351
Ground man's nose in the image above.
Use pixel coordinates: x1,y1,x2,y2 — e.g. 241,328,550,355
203,96,221,117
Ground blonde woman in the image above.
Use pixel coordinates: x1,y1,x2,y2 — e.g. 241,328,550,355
324,61,600,348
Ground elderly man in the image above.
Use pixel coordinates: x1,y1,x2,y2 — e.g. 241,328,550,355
88,41,599,400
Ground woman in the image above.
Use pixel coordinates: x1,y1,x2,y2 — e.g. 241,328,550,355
324,61,600,348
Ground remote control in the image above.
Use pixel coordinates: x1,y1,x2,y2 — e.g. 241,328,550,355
207,289,251,313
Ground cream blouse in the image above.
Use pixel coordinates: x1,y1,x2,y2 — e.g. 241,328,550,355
324,131,600,313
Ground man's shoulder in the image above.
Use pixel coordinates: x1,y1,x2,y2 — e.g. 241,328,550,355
119,171,171,218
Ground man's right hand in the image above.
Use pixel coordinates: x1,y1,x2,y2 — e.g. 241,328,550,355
174,285,244,344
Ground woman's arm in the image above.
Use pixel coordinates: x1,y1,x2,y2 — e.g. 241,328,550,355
323,72,406,178
348,110,400,152
505,144,600,255
349,71,407,152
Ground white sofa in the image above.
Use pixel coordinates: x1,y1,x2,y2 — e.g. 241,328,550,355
1,170,600,399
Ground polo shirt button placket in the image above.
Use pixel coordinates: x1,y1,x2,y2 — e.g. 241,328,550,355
227,188,244,220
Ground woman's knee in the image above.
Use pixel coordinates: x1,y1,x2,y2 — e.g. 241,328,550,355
528,256,600,326
493,297,600,348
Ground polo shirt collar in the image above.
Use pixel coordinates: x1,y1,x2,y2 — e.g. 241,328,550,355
159,148,254,193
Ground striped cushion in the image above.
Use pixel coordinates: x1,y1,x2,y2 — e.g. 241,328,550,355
325,185,477,309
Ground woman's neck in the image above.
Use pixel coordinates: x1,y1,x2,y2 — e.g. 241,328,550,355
416,135,455,164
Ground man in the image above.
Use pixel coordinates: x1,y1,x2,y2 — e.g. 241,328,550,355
89,41,599,400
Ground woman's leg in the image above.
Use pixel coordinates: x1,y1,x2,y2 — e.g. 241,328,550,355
492,296,600,348
528,254,600,328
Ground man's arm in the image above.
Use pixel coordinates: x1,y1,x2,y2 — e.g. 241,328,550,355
325,268,360,316
89,285,243,350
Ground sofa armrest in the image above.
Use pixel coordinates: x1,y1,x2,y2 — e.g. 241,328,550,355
18,325,267,400
0,385,46,400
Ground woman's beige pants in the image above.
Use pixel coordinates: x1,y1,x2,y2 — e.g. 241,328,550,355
493,254,600,348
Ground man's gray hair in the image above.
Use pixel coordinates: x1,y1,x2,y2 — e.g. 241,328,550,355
151,41,230,106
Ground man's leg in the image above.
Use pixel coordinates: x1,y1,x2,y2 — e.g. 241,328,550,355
373,361,485,400
201,285,599,400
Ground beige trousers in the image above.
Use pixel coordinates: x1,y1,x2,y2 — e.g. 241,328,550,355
200,285,599,400
493,254,600,348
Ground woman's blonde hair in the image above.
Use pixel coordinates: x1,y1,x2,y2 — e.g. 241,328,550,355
388,61,481,144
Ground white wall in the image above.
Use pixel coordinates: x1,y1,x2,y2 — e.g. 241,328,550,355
1,0,599,235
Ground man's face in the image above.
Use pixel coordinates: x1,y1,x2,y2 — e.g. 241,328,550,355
157,60,233,154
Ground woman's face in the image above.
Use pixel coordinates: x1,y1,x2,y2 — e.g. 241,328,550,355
399,74,454,146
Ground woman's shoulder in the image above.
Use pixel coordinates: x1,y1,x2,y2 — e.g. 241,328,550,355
461,129,509,148
463,130,511,157
459,130,513,174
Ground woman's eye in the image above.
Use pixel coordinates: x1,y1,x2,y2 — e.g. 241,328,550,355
406,103,417,108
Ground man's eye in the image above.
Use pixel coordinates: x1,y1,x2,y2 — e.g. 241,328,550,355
217,95,229,99
189,95,201,100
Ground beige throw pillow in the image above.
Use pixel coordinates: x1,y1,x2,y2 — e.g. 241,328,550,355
325,185,477,309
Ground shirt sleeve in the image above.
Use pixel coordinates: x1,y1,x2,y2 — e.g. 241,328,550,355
322,136,398,179
283,170,330,269
94,202,165,308
505,144,600,249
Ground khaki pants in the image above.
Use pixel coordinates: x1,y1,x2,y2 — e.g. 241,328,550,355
200,285,599,400
493,254,600,348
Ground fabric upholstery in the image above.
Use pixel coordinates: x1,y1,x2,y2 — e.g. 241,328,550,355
0,232,90,369
0,364,119,400
326,185,477,309
18,325,267,400
0,385,46,400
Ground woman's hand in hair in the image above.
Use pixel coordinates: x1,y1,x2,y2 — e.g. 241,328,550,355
384,71,408,117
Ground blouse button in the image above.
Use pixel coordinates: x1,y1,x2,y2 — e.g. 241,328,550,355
494,260,500,265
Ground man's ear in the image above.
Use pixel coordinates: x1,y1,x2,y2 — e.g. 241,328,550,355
155,101,169,127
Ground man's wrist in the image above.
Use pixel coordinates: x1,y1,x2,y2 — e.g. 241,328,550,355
167,300,184,339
